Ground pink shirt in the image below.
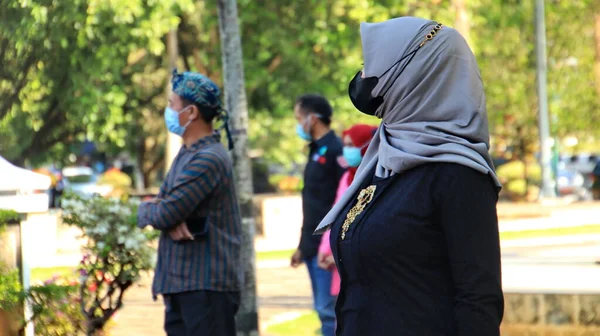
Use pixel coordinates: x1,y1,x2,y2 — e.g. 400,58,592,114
318,170,351,296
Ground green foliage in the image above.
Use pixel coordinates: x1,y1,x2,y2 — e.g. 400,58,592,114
0,0,192,180
497,160,542,198
27,278,86,336
97,169,133,197
268,174,303,193
1,0,600,183
473,0,600,153
0,266,22,312
0,210,19,227
0,269,88,336
61,194,156,334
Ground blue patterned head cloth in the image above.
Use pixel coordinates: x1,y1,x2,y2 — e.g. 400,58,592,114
171,69,222,108
171,69,234,150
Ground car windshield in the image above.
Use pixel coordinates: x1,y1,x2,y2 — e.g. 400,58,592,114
65,174,96,184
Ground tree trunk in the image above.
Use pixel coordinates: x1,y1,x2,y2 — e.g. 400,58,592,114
594,13,600,98
165,29,181,174
453,0,471,47
216,0,259,335
136,135,147,189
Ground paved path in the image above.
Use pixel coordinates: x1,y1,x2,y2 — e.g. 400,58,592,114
110,264,313,336
111,259,600,335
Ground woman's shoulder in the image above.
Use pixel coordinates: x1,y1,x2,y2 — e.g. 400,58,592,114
421,162,498,196
408,162,489,177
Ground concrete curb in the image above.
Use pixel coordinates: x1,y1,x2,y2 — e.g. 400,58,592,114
501,234,600,248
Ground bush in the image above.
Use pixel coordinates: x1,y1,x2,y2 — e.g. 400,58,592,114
1,211,84,335
269,174,303,193
0,209,19,227
497,160,541,200
1,195,155,335
0,210,22,318
62,194,156,334
0,265,21,312
27,277,86,336
97,169,132,197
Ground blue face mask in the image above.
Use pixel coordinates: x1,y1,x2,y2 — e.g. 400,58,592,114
343,146,363,167
296,115,313,142
296,124,312,142
164,106,191,136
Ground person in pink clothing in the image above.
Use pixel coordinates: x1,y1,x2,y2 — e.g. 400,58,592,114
317,124,377,296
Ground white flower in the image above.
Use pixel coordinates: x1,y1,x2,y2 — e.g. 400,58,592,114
136,232,147,242
97,242,105,250
128,198,141,207
124,238,138,249
120,207,132,217
96,224,109,235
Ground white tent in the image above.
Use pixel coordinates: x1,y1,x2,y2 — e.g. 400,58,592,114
0,156,51,192
0,155,51,213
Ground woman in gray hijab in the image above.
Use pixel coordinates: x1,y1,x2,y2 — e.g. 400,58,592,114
314,17,504,335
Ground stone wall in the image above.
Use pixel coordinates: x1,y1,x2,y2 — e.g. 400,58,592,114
502,293,600,335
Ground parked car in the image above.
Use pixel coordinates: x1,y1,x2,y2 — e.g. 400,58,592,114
556,163,591,200
561,154,598,185
592,160,600,200
62,166,112,199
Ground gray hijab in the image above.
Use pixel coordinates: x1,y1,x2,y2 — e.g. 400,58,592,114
315,17,501,234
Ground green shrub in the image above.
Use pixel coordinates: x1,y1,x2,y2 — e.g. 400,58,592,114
496,160,542,184
28,277,86,336
0,210,19,229
61,194,156,335
0,210,22,312
0,266,22,312
497,160,541,199
97,170,132,197
268,174,303,193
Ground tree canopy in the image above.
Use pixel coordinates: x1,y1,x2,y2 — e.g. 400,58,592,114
1,0,599,185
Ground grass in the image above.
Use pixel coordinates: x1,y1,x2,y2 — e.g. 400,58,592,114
256,249,295,261
30,266,75,282
254,225,600,263
28,224,600,282
500,224,600,240
265,312,321,336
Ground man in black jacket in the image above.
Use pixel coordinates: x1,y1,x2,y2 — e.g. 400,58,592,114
290,94,345,336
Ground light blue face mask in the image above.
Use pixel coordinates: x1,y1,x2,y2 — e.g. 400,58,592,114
343,146,363,167
164,106,191,136
296,115,313,142
296,124,312,142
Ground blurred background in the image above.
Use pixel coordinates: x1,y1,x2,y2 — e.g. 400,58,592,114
0,0,599,201
1,1,600,335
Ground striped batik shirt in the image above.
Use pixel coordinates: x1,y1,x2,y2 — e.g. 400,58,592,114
137,133,242,298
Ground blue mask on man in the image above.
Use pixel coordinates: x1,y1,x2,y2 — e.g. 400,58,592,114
164,106,191,136
296,124,312,142
343,146,363,167
296,115,314,142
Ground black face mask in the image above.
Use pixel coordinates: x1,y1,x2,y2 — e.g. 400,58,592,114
348,48,420,117
348,72,383,116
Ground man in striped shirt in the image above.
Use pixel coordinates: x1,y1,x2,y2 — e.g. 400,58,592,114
137,70,242,336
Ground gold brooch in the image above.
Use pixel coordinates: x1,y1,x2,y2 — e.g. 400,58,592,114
419,23,443,47
340,185,377,240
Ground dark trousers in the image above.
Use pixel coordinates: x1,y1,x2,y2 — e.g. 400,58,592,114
163,290,240,336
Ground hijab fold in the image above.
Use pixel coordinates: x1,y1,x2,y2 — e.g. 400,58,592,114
314,17,501,234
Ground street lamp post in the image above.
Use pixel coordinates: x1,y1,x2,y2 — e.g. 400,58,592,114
534,0,557,199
